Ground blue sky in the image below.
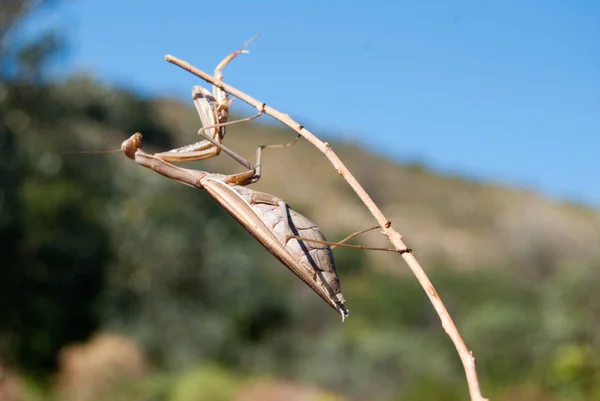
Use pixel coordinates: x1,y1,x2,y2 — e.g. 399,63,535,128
31,0,600,206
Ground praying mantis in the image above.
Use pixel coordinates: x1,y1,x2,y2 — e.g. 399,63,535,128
122,39,410,320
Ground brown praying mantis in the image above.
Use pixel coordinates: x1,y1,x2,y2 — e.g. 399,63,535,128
121,39,411,320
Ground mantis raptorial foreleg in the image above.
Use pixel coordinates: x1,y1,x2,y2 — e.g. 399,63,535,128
156,36,259,163
157,112,264,163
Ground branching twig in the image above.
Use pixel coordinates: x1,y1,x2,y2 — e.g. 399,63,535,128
164,54,488,401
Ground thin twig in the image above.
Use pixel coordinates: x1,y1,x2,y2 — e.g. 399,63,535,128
165,54,489,401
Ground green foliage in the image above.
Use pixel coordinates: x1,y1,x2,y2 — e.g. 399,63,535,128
168,365,239,401
0,81,113,370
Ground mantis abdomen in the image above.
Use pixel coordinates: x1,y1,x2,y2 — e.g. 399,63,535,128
204,179,349,318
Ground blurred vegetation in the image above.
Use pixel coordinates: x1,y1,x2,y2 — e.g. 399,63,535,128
1,2,600,400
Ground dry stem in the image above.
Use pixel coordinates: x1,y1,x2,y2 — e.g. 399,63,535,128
165,54,488,401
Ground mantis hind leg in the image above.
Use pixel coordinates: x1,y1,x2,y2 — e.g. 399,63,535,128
244,192,411,254
287,230,412,254
276,202,412,254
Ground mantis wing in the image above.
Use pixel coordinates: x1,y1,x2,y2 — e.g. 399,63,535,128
204,178,349,319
